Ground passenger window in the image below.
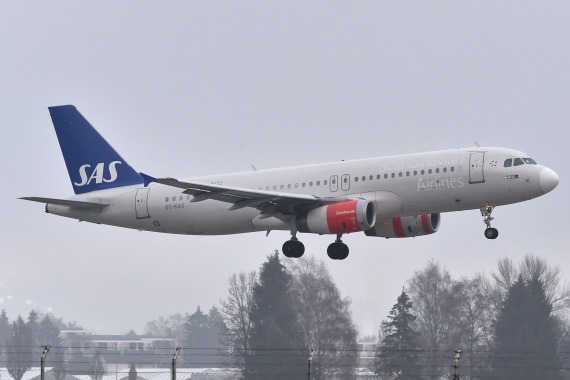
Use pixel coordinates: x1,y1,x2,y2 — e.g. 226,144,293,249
302,183,305,188
443,168,447,173
513,158,524,166
165,197,169,202
377,174,381,180
436,168,440,174
391,173,395,178
288,184,291,189
414,171,417,176
273,186,276,190
324,180,328,185
317,181,320,186
362,176,366,181
309,182,313,187
399,172,402,177
451,167,455,172
355,177,359,182
421,170,425,175
369,175,373,180
504,159,512,167
406,171,410,177
384,174,388,179
428,169,432,174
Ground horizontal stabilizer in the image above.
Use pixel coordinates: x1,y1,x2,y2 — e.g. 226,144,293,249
20,197,109,209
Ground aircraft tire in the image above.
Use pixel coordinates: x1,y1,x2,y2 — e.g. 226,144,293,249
484,227,499,240
327,242,349,260
282,240,305,258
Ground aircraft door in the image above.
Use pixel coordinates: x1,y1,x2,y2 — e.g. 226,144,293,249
135,187,151,219
469,152,485,184
330,175,339,192
341,174,350,191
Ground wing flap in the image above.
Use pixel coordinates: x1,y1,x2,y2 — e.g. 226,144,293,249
153,177,350,216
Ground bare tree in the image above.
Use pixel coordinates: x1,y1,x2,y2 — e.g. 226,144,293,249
456,275,493,379
144,313,187,344
219,270,257,367
286,256,358,380
407,261,462,377
483,255,570,317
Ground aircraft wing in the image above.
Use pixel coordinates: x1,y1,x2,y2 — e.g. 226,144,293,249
20,197,110,209
153,177,351,219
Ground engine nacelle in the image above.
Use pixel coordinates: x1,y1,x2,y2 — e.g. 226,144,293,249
365,213,441,238
296,200,376,235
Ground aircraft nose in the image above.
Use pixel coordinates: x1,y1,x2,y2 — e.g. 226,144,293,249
540,167,559,194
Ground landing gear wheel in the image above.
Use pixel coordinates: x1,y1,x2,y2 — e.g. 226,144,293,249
480,204,499,240
282,240,305,258
484,227,499,240
327,241,349,260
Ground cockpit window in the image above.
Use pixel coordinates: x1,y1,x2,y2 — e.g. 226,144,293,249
522,158,537,165
504,159,512,167
513,158,524,166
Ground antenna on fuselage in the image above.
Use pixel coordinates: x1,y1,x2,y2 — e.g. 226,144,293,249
474,140,481,147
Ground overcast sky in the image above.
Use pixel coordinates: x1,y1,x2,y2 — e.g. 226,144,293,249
1,1,568,335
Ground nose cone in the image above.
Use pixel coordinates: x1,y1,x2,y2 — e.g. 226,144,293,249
540,167,559,194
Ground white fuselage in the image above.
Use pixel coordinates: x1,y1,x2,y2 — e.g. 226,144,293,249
45,147,556,237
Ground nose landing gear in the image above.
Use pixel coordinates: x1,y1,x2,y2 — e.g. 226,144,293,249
481,204,499,239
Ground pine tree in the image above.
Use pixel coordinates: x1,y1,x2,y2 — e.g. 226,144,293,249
0,309,11,344
37,315,62,346
128,363,137,380
245,252,305,380
491,275,562,379
6,316,33,380
52,349,67,380
27,310,40,346
375,288,422,380
182,306,224,366
0,309,11,366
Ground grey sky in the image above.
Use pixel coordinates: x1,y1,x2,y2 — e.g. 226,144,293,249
1,1,568,334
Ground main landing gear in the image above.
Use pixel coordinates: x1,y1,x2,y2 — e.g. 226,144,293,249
327,234,349,260
282,235,305,258
481,204,499,240
282,233,350,260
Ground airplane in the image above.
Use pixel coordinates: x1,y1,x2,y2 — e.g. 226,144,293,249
21,105,559,260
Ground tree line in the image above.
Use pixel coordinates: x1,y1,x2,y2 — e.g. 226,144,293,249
145,251,358,379
3,252,570,380
375,254,570,379
146,252,570,379
0,310,64,380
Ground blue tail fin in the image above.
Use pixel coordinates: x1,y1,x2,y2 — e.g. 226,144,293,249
49,105,143,194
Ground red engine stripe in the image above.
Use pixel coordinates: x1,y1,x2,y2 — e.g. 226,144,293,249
421,214,433,234
326,200,360,233
392,217,407,237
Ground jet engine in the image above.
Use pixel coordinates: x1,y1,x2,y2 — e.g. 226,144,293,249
296,200,376,235
365,213,440,238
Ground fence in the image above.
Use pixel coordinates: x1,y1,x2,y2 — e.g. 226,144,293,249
2,346,570,379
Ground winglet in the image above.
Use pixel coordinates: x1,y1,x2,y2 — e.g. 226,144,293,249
139,173,156,187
